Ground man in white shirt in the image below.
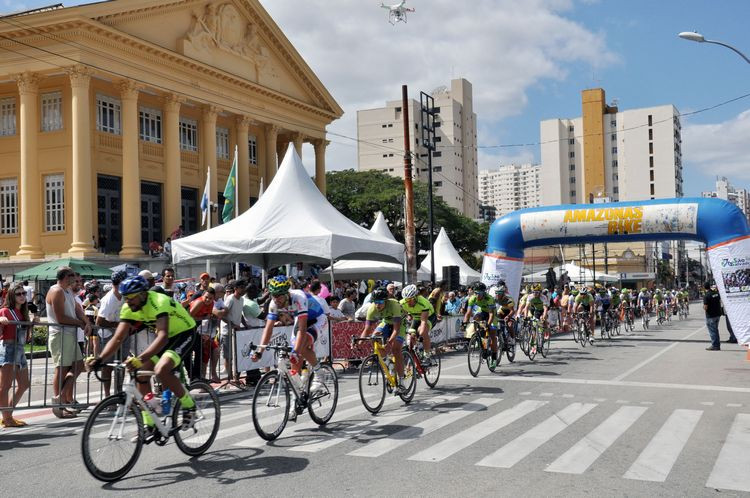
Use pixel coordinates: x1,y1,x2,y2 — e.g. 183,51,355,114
95,271,127,397
219,280,246,383
22,280,34,302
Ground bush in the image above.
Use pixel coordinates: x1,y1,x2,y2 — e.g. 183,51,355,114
32,326,48,347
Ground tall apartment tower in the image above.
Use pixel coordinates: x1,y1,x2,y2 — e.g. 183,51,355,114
702,176,750,223
479,163,541,218
357,78,479,218
540,88,683,206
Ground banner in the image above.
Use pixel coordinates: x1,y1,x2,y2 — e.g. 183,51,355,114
707,236,750,345
482,254,524,302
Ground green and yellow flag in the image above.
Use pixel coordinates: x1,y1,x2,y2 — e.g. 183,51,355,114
222,145,238,223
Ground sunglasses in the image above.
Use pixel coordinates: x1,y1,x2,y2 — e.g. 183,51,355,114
123,293,142,300
373,300,386,305
14,292,26,297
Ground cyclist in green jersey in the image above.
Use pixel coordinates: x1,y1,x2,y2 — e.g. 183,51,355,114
86,276,198,437
463,282,499,365
523,284,549,321
400,284,436,364
360,287,408,393
493,284,516,339
573,287,596,340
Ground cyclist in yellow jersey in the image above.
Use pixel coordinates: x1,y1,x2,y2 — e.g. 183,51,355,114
400,284,436,364
86,276,198,437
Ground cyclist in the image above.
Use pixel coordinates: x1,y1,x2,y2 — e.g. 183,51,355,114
493,284,516,341
678,287,690,314
400,284,436,365
653,288,665,320
573,287,596,342
85,276,198,440
638,287,651,316
251,276,326,402
595,288,612,337
566,287,579,329
463,282,498,367
620,287,633,324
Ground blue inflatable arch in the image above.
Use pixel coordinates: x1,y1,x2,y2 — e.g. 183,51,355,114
482,197,750,344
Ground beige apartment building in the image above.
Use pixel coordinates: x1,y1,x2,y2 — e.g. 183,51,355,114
0,0,342,262
357,78,479,218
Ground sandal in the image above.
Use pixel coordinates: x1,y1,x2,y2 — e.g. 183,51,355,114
59,409,77,419
1,419,24,428
12,418,28,426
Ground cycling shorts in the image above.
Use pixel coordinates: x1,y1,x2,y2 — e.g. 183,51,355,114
149,328,196,368
408,315,437,334
375,320,406,343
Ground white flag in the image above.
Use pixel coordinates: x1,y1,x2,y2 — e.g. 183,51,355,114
200,166,210,226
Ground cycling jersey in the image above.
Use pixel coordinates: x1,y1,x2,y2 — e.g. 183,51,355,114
400,295,435,320
610,292,621,307
596,294,611,312
526,296,546,315
468,294,496,315
575,294,595,309
366,299,403,323
267,289,324,324
653,293,664,303
120,291,196,338
495,295,515,317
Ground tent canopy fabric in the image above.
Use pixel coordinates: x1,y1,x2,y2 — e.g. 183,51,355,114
15,258,113,280
109,263,141,277
524,263,618,284
419,227,481,285
321,212,429,282
172,147,405,268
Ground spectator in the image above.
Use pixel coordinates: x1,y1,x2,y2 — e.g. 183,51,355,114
338,288,357,319
358,280,368,305
189,287,218,382
724,305,738,344
163,237,172,261
220,280,246,383
445,291,461,315
170,225,184,240
429,280,447,320
326,296,347,323
46,267,90,418
0,283,32,427
386,283,396,298
95,271,127,397
2,282,9,303
546,267,558,291
159,267,176,297
310,279,331,335
22,280,34,303
703,282,723,351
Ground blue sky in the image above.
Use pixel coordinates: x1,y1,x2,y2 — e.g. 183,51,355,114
4,0,750,198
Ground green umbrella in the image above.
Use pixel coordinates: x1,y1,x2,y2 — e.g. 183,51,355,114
15,257,114,281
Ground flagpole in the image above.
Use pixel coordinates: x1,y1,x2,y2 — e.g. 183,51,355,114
205,166,211,276
234,145,240,280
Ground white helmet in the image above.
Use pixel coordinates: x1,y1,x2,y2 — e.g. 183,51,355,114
402,284,418,299
488,286,498,296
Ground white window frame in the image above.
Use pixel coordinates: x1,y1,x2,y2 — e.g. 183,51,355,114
96,94,121,135
44,174,65,232
139,106,162,144
179,117,198,152
248,135,257,165
41,91,63,132
0,97,16,136
0,178,18,235
216,127,230,159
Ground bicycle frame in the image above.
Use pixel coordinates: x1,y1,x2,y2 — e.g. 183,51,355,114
105,368,174,440
373,340,398,388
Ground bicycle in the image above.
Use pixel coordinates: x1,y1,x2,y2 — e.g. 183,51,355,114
656,304,667,325
576,311,594,347
466,319,501,376
641,305,651,329
679,301,689,320
354,335,416,414
623,305,635,332
81,363,220,482
250,342,339,441
403,326,441,389
498,318,517,363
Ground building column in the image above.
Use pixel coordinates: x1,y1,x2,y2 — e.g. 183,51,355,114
119,80,143,258
236,115,251,213
264,123,278,187
67,65,95,258
277,137,289,164
292,132,304,157
202,105,219,227
164,94,185,237
313,139,329,195
13,72,43,259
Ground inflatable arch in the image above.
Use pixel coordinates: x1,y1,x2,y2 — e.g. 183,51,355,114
482,197,750,344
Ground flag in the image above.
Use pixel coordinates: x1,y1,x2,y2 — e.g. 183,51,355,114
222,146,238,223
258,177,264,198
200,166,210,226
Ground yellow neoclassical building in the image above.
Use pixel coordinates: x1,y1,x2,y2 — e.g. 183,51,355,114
0,0,342,263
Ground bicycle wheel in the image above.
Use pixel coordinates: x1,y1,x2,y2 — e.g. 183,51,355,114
420,347,441,389
399,350,417,403
487,340,499,373
540,328,551,358
307,363,339,425
467,334,483,377
173,380,221,455
81,394,143,482
358,354,386,414
505,329,517,363
252,371,290,441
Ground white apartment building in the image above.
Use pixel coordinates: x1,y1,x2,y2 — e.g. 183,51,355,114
540,88,683,206
357,78,479,218
702,176,750,223
479,163,541,218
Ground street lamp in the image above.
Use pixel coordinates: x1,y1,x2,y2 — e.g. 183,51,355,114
678,31,750,64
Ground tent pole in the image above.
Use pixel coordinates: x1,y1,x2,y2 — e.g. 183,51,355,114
205,201,212,277
330,257,335,291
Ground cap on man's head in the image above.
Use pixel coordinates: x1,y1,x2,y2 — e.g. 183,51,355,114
200,272,210,280
138,269,154,280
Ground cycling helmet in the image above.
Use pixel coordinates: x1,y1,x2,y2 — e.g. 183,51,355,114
110,270,128,286
488,286,498,296
372,287,389,302
268,275,292,296
598,287,607,294
402,284,418,299
473,282,487,293
532,284,542,292
580,287,589,295
571,289,579,296
175,282,187,290
119,276,149,296
495,285,506,295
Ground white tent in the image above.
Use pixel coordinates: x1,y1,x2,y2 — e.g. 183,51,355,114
524,263,618,284
172,146,404,268
419,227,481,285
320,212,430,281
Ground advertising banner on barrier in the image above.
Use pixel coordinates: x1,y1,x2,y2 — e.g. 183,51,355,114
708,236,750,345
235,325,330,372
482,254,524,302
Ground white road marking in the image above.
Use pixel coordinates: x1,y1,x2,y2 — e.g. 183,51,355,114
624,409,702,482
348,397,500,458
408,400,547,463
727,403,742,408
700,402,715,406
540,392,554,397
546,405,647,474
476,402,597,469
706,413,750,492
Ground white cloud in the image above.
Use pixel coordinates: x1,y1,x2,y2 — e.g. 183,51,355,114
682,109,750,182
261,0,616,172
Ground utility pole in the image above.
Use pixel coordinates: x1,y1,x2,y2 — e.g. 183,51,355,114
402,85,417,283
420,91,436,285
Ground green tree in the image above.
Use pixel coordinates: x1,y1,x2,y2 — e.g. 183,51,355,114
326,169,488,269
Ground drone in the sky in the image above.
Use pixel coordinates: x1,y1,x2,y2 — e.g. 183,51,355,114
381,1,415,25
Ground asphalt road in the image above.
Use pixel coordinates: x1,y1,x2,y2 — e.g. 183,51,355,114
2,304,750,497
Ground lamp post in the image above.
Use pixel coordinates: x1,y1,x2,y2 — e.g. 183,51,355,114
678,31,750,64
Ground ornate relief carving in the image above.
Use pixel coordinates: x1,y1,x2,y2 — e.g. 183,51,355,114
164,93,186,112
184,2,277,83
264,123,279,137
14,72,39,95
236,115,252,130
118,80,142,101
67,64,92,88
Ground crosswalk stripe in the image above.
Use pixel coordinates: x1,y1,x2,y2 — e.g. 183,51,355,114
546,405,648,474
348,397,501,458
624,409,702,482
706,413,750,492
289,395,461,453
408,400,548,463
476,402,597,469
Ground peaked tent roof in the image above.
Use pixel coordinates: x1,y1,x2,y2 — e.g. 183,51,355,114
15,258,113,280
524,263,618,284
321,212,429,281
419,228,481,285
172,147,404,268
